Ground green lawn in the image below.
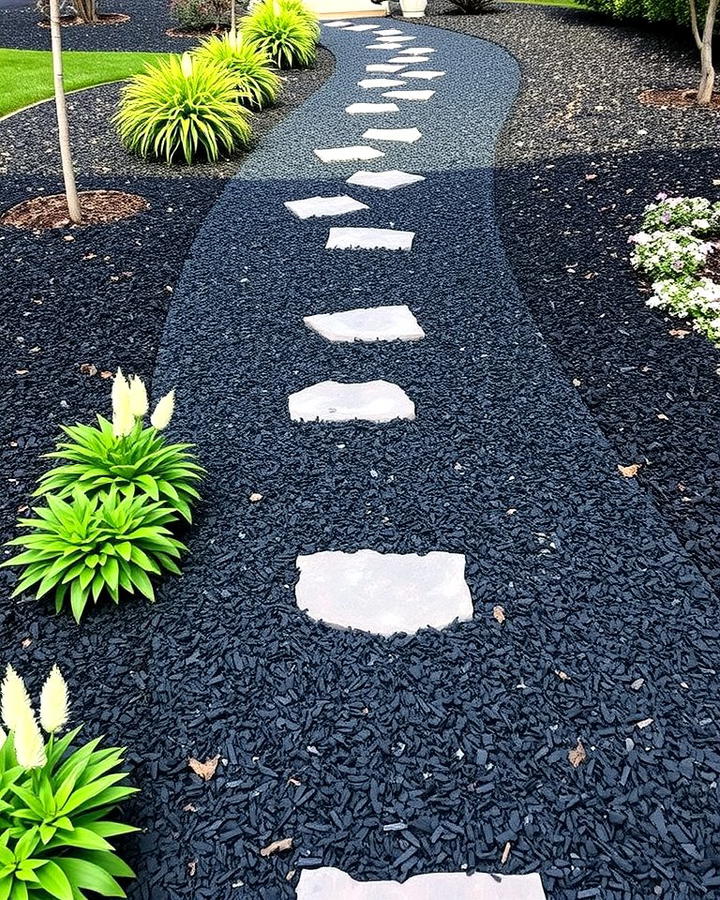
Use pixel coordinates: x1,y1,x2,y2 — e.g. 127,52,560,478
0,49,168,117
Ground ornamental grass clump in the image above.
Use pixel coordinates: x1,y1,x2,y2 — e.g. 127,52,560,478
0,664,138,899
242,0,317,70
116,53,252,163
194,30,281,110
35,371,203,523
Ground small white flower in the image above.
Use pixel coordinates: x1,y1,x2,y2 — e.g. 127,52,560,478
40,665,69,735
14,710,47,770
151,389,175,430
1,664,34,734
128,375,149,419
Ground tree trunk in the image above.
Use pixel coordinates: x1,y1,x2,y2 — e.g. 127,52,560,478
690,0,718,106
50,0,81,224
230,0,236,33
74,0,98,22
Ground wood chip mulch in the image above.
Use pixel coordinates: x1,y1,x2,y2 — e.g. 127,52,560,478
0,190,149,230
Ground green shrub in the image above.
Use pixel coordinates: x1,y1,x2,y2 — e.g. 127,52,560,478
116,53,252,163
280,0,320,40
194,30,281,109
581,0,701,25
3,487,187,622
0,664,137,899
242,0,317,70
169,0,228,30
446,0,496,12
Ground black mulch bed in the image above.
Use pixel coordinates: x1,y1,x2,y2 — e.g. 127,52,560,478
424,1,720,593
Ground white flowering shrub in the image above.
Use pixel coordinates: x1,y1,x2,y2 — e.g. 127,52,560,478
629,228,712,280
641,194,720,235
648,277,720,342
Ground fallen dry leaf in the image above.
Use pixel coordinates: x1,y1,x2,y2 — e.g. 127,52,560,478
506,508,517,516
260,837,293,858
492,605,506,624
287,776,301,786
188,755,220,781
100,370,113,379
555,669,571,681
568,740,587,768
187,860,196,877
636,717,654,729
183,803,197,812
669,328,690,338
501,841,511,864
21,638,31,649
618,463,640,477
249,492,263,503
657,413,669,421
79,363,98,376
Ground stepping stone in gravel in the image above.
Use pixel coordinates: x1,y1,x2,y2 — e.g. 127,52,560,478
383,89,435,101
289,380,415,422
388,55,429,64
344,23,380,30
375,27,404,34
362,127,422,143
294,550,472,636
366,63,408,72
346,169,425,190
303,304,425,342
346,102,400,114
323,20,352,26
314,145,384,162
366,44,404,51
377,34,416,41
297,868,547,899
358,78,407,89
398,46,437,54
284,195,369,220
400,70,446,80
326,227,415,251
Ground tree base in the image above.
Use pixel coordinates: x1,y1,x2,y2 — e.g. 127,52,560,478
0,190,148,230
638,87,720,109
37,12,130,27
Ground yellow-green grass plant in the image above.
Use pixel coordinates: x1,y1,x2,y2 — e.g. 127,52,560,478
241,0,317,70
279,0,320,41
115,53,252,164
0,665,138,899
194,30,281,110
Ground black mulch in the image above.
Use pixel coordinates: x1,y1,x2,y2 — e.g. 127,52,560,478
424,0,720,593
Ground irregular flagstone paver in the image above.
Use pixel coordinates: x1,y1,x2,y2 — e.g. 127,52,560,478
401,70,446,80
345,102,400,114
399,47,437,54
388,55,429,63
297,868,547,899
288,380,416,423
362,127,422,143
284,195,369,220
314,145,385,162
303,304,425,342
366,43,404,50
383,89,435,101
375,27,404,34
358,78,407,89
326,226,415,250
294,550,472,635
377,35,416,41
366,63,408,72
346,169,426,190
323,20,352,26
345,23,380,31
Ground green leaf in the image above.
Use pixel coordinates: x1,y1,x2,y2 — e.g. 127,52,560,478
35,860,74,900
55,857,128,898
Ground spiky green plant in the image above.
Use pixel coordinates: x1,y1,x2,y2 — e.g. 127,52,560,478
279,0,320,40
3,488,187,622
241,0,317,70
194,30,281,109
115,53,252,163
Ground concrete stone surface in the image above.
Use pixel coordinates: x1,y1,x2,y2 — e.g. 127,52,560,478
284,195,369,219
346,169,426,190
362,127,422,143
326,226,415,250
358,78,407,88
314,145,385,162
399,70,446,80
389,55,429,63
303,304,425,342
288,380,416,423
346,102,400,114
366,63,408,72
383,89,435,101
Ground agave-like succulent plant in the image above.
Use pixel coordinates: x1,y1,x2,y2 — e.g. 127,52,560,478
194,30,281,110
241,0,317,70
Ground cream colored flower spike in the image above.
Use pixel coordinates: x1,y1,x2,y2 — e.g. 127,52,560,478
40,665,69,735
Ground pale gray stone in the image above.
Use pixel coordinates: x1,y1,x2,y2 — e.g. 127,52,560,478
366,43,404,50
377,34,416,41
346,102,400,114
326,226,415,250
346,169,425,190
303,304,425,342
388,55,429,63
383,89,435,101
399,70,446,80
362,127,422,143
284,195,369,220
323,20,352,26
297,868,547,899
399,46,437,54
289,380,415,423
345,23,380,30
314,145,384,162
366,63,408,72
375,27,403,34
294,550,473,636
358,78,407,89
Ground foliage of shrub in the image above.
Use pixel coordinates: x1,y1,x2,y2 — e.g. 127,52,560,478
242,0,317,70
116,53,252,163
446,0,496,13
3,487,187,621
279,0,320,40
0,665,137,899
170,0,228,30
629,227,712,279
640,194,720,234
194,30,281,109
581,0,710,25
648,276,720,340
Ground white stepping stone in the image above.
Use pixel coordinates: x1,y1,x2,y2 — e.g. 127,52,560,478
376,34,416,41
289,380,415,423
345,23,380,30
346,169,425,190
346,102,399,115
294,551,472,636
398,46,436,54
366,63,408,73
400,70,446,80
375,28,404,34
383,89,435,101
323,20,352,26
362,127,422,143
388,55,429,64
314,146,384,163
326,227,415,251
366,44,404,50
284,195,368,220
297,868,547,900
303,305,424,342
358,78,407,89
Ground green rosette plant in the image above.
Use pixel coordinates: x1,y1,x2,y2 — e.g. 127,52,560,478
0,665,138,899
194,30,281,110
241,0,317,70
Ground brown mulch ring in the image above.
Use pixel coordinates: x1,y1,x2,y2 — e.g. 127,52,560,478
37,12,130,28
638,87,720,109
0,190,149,230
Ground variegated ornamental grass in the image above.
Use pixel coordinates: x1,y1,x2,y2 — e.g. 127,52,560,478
242,0,318,70
194,30,281,110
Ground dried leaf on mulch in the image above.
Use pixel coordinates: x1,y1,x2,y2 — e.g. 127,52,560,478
492,605,506,624
260,837,293,857
188,755,220,781
618,463,640,477
501,841,511,864
568,740,587,768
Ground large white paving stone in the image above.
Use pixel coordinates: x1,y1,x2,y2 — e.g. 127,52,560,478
358,78,407,89
362,127,422,143
297,868,547,900
284,195,369,220
346,169,426,190
398,46,437,54
345,23,380,30
366,43,404,50
366,63,408,72
314,145,384,162
323,20,352,26
346,102,400,114
389,55,429,63
383,89,435,101
289,380,415,423
326,227,415,251
377,34,416,41
294,551,473,635
303,304,425,342
400,70,446,80
375,27,404,34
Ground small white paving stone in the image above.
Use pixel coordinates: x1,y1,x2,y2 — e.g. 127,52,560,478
289,380,415,423
358,78,407,89
323,20,352,26
345,102,400,115
303,304,424,342
326,227,415,251
375,27,404,34
362,127,422,143
398,46,437,54
344,23,380,30
346,169,425,190
366,63,408,72
284,195,368,220
294,551,472,636
366,43,404,50
314,145,384,162
388,55,429,63
399,69,446,80
377,34,416,41
297,868,547,900
383,89,435,101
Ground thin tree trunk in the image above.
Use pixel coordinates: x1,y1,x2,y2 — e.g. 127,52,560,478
230,0,236,32
690,0,718,106
50,0,81,223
